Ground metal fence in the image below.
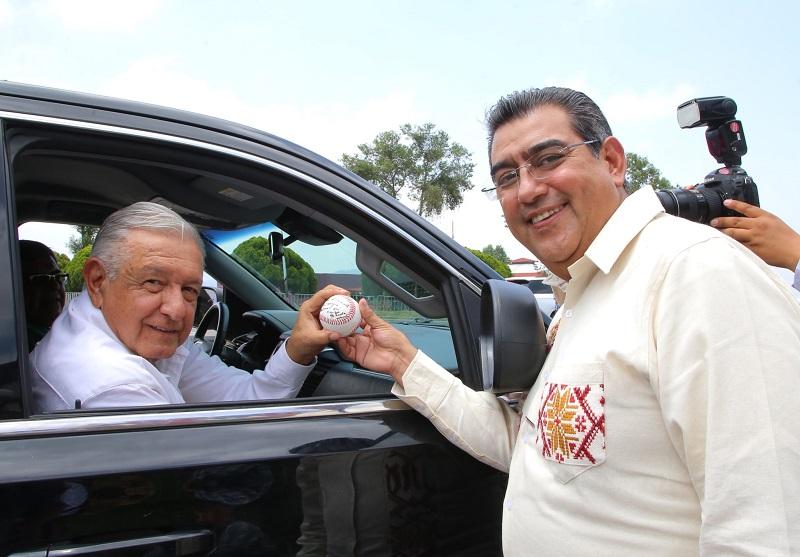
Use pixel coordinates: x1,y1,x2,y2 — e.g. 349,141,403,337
285,293,409,312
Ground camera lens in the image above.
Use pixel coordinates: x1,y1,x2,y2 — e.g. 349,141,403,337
656,187,723,224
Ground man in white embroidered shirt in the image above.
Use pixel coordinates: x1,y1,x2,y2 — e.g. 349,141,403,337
337,87,800,555
32,202,349,411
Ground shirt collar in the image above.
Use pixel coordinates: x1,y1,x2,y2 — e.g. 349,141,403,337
569,186,664,278
75,289,189,378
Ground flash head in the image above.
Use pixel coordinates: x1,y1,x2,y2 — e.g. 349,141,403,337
677,96,738,129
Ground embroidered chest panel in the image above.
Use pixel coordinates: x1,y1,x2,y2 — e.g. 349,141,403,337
535,382,605,465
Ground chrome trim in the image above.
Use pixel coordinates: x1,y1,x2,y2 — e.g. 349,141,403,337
0,398,411,439
9,529,213,557
0,109,481,295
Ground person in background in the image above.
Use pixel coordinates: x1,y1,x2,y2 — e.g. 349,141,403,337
19,240,67,349
711,198,800,291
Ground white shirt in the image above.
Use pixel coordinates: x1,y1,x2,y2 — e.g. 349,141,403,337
31,290,315,411
394,187,800,556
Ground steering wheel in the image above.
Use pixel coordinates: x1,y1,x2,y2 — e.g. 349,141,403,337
193,301,230,357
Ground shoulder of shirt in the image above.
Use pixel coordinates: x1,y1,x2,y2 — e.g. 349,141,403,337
32,302,164,399
586,187,730,276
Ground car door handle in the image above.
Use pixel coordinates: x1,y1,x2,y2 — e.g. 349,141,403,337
8,529,214,556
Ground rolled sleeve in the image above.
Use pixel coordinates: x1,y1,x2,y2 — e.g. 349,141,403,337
392,351,519,472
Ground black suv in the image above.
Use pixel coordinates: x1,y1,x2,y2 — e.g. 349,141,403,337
0,82,510,556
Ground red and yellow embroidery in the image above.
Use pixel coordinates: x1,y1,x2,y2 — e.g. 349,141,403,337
536,382,605,465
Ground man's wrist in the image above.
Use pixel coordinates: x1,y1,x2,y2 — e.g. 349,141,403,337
284,337,317,366
390,346,419,384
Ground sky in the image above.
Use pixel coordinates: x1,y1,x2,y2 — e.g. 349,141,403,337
5,0,800,285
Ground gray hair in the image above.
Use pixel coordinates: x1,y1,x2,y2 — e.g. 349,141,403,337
91,201,205,278
486,87,613,161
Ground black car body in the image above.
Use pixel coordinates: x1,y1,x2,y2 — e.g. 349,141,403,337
0,82,511,556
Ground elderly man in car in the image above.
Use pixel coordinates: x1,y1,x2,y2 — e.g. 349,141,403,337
31,202,347,411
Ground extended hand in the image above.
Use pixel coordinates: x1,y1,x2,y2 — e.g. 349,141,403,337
711,200,800,271
335,299,418,385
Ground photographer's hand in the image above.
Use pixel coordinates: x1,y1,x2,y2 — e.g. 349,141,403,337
711,200,800,271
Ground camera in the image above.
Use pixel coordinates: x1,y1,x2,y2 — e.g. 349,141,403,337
656,96,759,223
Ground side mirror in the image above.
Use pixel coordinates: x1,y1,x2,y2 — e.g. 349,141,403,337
480,279,547,393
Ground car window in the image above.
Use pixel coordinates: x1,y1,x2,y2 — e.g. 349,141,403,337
8,120,467,415
205,222,457,372
527,280,551,294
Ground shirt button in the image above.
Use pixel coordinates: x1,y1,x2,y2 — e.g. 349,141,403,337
505,497,513,510
565,309,573,318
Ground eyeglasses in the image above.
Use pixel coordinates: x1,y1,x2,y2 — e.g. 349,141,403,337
482,139,600,200
26,272,68,285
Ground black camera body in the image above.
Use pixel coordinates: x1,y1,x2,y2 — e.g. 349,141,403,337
656,96,759,223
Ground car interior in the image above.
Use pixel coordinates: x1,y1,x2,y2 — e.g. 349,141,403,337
6,120,463,416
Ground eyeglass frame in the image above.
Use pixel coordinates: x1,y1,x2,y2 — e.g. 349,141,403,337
26,271,69,285
482,139,601,200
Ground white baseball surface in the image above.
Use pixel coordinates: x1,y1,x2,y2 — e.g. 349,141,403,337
319,295,361,336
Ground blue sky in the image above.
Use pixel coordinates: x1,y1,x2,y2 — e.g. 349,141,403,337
6,0,799,283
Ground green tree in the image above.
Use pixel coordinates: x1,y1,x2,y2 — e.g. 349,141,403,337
468,248,511,278
342,123,475,217
482,244,509,264
65,245,92,291
68,225,98,256
232,236,317,294
54,252,70,273
625,152,675,193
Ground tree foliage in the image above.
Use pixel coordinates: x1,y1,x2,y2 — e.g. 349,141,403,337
468,248,511,278
481,244,509,264
54,252,70,273
625,152,675,193
68,225,98,256
342,123,475,217
232,236,317,294
65,245,92,291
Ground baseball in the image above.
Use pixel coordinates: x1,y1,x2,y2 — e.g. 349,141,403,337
319,294,362,336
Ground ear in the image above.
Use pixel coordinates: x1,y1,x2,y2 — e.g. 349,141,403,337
600,136,627,190
83,257,108,309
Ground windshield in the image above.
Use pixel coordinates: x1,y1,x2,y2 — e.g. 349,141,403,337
203,222,449,327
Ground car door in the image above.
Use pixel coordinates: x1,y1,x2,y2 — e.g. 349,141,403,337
0,85,507,557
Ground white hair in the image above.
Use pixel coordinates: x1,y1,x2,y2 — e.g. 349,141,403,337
91,201,205,278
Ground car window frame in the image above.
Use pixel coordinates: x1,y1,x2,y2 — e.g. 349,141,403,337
2,109,486,430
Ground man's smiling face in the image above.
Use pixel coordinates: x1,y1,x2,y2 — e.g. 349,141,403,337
490,104,627,279
90,229,204,361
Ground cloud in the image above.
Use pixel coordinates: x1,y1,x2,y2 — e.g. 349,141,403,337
0,0,12,26
602,84,696,124
100,57,425,162
541,74,592,93
255,91,424,162
37,0,161,32
101,56,249,117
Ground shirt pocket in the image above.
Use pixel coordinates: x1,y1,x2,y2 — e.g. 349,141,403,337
526,363,605,484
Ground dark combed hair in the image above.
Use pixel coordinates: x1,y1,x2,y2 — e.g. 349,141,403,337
485,87,613,159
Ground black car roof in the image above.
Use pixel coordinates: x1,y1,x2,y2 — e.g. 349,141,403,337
0,80,330,168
